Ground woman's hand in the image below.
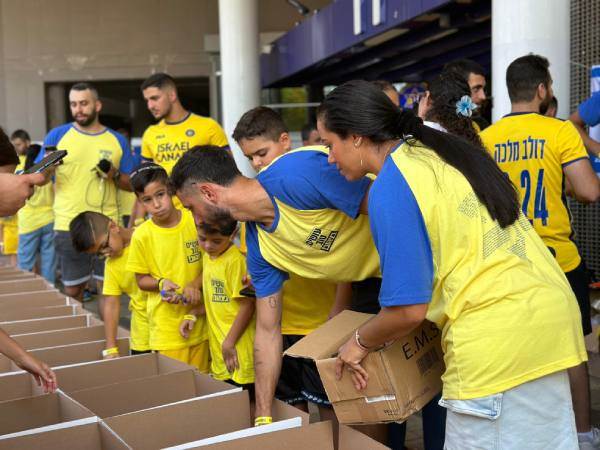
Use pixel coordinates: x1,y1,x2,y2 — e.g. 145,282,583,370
334,333,370,391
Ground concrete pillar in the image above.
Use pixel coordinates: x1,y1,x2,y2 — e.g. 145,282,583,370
491,0,570,121
208,54,221,123
47,84,67,130
218,0,259,177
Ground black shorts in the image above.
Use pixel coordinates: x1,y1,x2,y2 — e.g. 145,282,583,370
225,379,255,400
350,278,382,314
276,334,330,407
565,262,592,336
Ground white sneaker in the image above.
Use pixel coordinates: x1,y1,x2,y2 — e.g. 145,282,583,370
579,427,600,450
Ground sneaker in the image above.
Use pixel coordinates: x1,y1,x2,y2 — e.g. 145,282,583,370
579,427,600,450
82,288,93,303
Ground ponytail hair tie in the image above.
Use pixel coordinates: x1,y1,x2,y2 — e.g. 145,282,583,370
455,95,478,118
396,111,424,140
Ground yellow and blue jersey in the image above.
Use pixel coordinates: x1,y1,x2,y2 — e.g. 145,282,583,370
480,113,588,272
41,123,135,231
373,141,586,399
245,147,380,298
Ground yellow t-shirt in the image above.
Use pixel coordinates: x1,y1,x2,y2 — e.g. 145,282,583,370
42,124,134,231
103,245,149,351
202,245,255,384
281,274,335,335
126,209,206,351
381,142,586,400
16,153,54,235
480,113,587,272
141,112,229,174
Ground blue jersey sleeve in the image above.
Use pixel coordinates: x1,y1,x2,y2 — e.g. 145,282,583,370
578,92,600,127
257,149,371,218
245,222,289,297
109,130,135,174
37,124,73,163
368,157,433,307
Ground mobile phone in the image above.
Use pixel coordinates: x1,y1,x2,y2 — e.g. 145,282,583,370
23,150,67,174
239,285,256,298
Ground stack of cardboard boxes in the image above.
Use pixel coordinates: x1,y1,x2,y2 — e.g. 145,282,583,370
0,267,391,449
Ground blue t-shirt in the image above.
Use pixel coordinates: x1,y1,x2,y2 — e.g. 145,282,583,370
578,91,600,127
245,148,372,297
368,155,433,307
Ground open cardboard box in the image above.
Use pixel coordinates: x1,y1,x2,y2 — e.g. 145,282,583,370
0,420,129,450
0,337,130,374
69,369,235,418
0,390,94,438
0,353,196,402
1,315,98,335
0,277,53,294
285,310,444,425
11,325,126,350
0,305,84,322
103,389,308,450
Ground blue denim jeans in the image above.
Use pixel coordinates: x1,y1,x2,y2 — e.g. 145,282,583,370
17,222,56,284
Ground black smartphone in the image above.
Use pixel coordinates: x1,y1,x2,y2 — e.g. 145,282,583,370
239,285,256,298
23,150,67,174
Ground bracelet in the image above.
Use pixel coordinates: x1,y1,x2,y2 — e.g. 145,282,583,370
183,314,197,322
254,416,273,426
355,329,371,352
102,347,119,357
157,278,165,291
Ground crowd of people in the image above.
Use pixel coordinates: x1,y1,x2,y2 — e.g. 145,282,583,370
2,55,600,449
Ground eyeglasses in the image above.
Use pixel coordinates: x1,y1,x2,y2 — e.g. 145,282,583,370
95,224,111,258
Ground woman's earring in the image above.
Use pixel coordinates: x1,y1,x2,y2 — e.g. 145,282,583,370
360,149,363,167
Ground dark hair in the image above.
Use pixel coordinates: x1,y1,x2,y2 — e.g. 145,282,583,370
0,126,18,168
301,122,317,142
197,218,238,237
371,80,396,93
130,162,169,194
506,54,551,103
69,211,110,253
70,82,99,98
540,96,558,115
141,73,177,91
444,59,486,81
232,107,288,143
10,129,30,142
170,146,241,192
317,80,519,228
426,71,483,147
24,144,42,171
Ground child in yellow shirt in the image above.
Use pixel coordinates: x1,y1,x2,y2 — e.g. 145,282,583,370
181,218,255,387
69,211,150,357
125,163,209,372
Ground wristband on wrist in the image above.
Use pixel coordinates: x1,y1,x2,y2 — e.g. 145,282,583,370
183,314,197,322
254,416,273,426
102,347,119,357
157,278,165,291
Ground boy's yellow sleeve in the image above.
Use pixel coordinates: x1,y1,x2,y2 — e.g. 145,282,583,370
102,260,122,296
126,233,150,274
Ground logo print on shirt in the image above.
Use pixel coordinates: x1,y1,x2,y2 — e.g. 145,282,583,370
185,240,201,263
211,279,229,303
186,129,195,137
305,228,339,252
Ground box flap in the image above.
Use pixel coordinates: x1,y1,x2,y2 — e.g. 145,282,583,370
338,425,389,450
0,306,76,321
284,311,372,360
0,315,88,335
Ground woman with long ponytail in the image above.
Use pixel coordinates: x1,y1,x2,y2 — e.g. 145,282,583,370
318,80,585,449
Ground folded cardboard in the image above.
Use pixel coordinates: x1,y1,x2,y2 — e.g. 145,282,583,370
0,305,84,322
0,278,52,294
0,315,95,335
69,370,234,418
285,310,444,425
0,272,36,281
0,337,130,374
104,390,308,450
0,353,192,402
0,390,94,438
0,421,130,450
11,325,125,350
0,291,69,310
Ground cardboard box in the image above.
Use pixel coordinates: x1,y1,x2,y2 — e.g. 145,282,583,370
0,305,83,322
0,272,36,281
0,390,94,438
11,325,126,350
103,390,308,450
0,338,130,374
69,370,235,418
0,291,69,310
0,315,95,335
0,421,129,450
0,353,193,402
285,310,444,425
0,278,52,294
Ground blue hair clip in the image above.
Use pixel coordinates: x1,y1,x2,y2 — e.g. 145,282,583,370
455,95,478,118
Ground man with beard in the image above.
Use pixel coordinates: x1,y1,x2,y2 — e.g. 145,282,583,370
480,54,600,450
140,73,229,175
39,82,135,301
443,59,489,130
